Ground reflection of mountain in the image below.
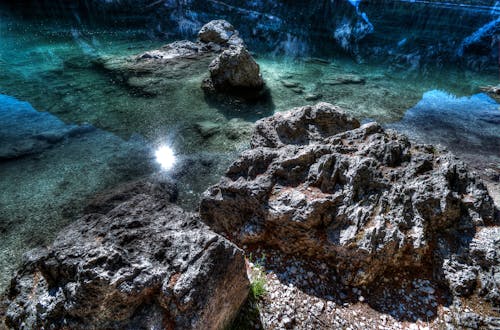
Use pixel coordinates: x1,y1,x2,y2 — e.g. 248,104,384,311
389,90,500,155
388,90,500,206
0,94,96,159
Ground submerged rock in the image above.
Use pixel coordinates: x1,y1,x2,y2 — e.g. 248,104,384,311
480,84,500,102
96,20,248,96
2,178,248,330
200,102,498,298
96,40,218,96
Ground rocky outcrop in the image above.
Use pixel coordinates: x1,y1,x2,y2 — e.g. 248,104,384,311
97,19,264,97
200,102,499,299
203,45,264,93
198,20,244,47
2,178,249,330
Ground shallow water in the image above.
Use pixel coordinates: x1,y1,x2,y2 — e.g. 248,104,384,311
0,9,499,292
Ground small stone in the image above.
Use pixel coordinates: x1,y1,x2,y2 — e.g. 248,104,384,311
195,121,221,138
305,93,323,101
281,80,301,88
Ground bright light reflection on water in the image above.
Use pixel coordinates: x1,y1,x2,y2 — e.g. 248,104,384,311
155,145,176,171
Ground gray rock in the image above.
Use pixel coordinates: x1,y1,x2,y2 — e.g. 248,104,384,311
305,93,323,101
195,120,222,138
447,311,500,330
281,80,302,88
0,94,96,160
323,74,366,85
250,102,360,148
198,20,244,47
444,226,500,303
2,179,248,330
205,45,264,91
200,102,497,289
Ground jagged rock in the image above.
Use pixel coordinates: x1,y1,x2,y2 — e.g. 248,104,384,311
203,45,264,93
198,20,244,47
250,102,360,148
2,178,248,330
444,226,500,303
446,311,500,330
200,102,498,290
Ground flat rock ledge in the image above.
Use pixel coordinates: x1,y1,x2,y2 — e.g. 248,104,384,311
200,103,499,305
1,178,249,330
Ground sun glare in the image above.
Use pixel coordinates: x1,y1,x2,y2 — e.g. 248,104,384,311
155,145,176,171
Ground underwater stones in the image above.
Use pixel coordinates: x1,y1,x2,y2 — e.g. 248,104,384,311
96,40,218,96
198,20,244,47
323,74,366,85
2,179,249,330
203,45,264,95
281,80,301,88
305,93,323,101
195,120,221,138
200,102,498,291
281,80,306,94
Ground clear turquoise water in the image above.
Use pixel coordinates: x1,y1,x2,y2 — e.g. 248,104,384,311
0,11,499,292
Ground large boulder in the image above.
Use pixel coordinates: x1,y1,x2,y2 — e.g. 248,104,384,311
198,20,244,47
204,45,264,92
200,103,498,294
2,178,249,330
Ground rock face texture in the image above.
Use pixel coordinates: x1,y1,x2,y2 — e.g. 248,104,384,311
204,45,264,92
198,20,244,47
200,103,499,298
2,178,249,330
